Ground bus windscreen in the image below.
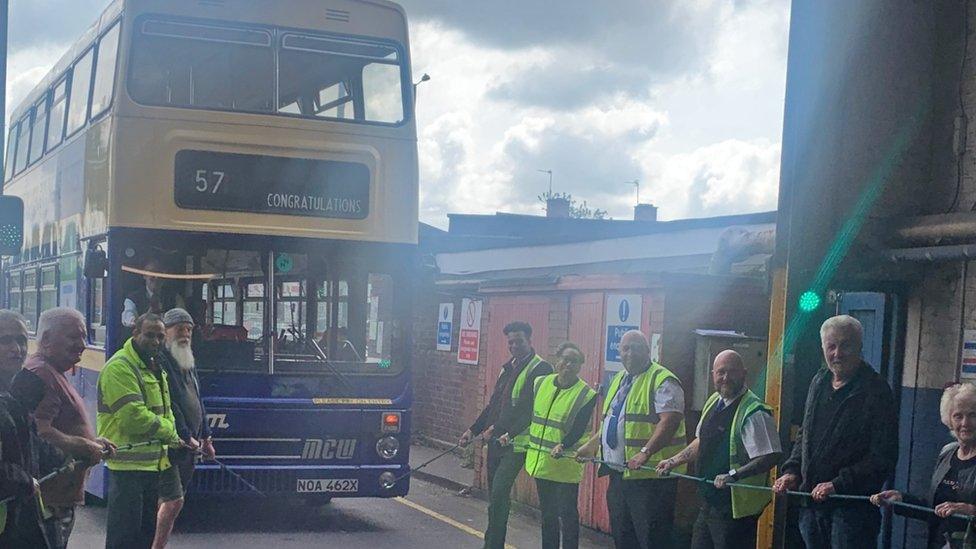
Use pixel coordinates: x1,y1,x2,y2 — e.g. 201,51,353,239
121,245,399,376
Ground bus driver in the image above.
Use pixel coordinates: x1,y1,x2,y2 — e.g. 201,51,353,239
122,259,185,328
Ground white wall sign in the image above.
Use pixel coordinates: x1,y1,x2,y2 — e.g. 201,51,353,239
605,294,643,372
650,332,662,363
436,302,454,351
457,298,483,365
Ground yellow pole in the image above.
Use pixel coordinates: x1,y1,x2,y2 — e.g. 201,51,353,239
757,266,788,549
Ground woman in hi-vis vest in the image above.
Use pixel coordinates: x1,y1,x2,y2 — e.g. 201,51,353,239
499,342,598,549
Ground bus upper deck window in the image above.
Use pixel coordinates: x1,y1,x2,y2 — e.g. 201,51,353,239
278,34,405,124
130,19,274,113
47,79,68,150
28,96,48,165
13,117,31,176
90,22,122,118
4,124,18,182
66,49,95,136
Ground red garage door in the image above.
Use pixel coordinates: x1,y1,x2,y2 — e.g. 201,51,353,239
482,295,551,504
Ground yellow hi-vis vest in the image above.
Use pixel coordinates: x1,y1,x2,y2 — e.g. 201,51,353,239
602,362,686,480
97,338,180,471
509,354,544,453
525,374,597,483
698,390,774,518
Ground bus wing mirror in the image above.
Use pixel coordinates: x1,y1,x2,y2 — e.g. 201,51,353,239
84,247,108,278
0,196,23,257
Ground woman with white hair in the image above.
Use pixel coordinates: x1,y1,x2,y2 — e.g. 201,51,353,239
871,382,976,548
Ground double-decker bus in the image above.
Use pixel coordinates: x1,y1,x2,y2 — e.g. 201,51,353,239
2,0,417,502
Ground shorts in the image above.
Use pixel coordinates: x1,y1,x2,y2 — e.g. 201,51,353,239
157,463,184,502
168,447,196,493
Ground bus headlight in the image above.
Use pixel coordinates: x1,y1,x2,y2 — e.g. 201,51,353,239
376,436,399,459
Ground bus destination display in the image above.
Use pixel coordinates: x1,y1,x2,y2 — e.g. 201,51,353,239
174,150,370,219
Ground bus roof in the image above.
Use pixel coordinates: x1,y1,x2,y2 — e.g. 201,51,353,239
9,0,410,125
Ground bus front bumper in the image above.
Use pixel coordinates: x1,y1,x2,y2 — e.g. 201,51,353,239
188,463,410,499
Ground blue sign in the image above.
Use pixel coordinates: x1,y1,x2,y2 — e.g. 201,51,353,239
436,303,454,351
437,322,452,346
606,324,639,362
605,295,642,367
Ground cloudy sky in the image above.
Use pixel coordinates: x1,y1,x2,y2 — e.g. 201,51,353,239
6,0,790,228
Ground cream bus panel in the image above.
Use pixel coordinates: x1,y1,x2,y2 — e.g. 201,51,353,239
125,0,409,47
110,116,418,244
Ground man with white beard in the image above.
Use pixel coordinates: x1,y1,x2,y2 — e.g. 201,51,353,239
153,308,215,549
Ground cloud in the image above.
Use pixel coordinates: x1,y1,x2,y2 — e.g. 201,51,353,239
9,0,108,49
636,138,782,219
5,43,70,123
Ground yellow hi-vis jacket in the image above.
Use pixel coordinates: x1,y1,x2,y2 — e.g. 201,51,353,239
601,362,686,479
525,374,597,483
698,390,774,518
96,338,180,471
508,354,544,453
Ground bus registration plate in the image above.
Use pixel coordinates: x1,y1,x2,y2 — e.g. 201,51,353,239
296,478,358,493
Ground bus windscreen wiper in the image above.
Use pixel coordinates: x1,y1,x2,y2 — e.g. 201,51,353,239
309,338,356,394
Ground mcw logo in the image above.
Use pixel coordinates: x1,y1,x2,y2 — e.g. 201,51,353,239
302,438,357,460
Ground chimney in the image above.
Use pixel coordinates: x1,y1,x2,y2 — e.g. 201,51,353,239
546,197,571,218
634,203,657,222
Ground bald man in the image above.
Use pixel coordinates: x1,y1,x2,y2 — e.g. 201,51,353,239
657,350,781,549
0,309,29,391
577,330,686,549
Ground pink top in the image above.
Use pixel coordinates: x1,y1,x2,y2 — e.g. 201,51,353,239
27,354,95,507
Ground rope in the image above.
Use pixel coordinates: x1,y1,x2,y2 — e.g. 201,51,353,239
0,439,164,506
493,440,976,523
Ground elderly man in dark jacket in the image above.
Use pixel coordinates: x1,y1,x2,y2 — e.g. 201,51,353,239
773,315,898,549
154,308,214,549
0,369,68,548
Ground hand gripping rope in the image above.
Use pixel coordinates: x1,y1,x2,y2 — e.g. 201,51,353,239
491,440,976,524
0,439,268,505
0,439,163,506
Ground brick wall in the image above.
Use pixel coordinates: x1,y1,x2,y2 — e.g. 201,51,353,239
411,287,486,445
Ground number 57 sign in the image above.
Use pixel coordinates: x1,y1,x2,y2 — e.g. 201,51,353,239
457,298,483,365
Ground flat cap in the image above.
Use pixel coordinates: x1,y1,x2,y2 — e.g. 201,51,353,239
163,308,194,327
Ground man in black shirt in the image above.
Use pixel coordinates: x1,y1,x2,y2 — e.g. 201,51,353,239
773,315,898,549
459,321,552,549
658,350,781,549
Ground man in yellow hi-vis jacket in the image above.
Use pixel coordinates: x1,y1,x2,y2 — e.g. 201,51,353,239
577,330,687,549
657,350,782,549
97,313,183,549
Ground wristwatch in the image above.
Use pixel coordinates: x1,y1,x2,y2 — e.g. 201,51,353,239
727,469,739,482
639,446,650,455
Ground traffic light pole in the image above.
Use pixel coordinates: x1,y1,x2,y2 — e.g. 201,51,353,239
0,0,7,176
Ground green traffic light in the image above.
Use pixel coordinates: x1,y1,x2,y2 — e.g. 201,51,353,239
799,291,821,312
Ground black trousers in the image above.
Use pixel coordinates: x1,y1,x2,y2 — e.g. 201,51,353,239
606,472,677,549
105,469,160,549
797,504,881,549
484,442,526,549
689,502,758,549
535,478,580,549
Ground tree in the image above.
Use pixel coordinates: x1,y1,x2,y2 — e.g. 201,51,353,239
537,191,610,219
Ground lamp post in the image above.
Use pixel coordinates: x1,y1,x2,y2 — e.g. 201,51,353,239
538,169,553,196
0,0,7,174
412,73,430,107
